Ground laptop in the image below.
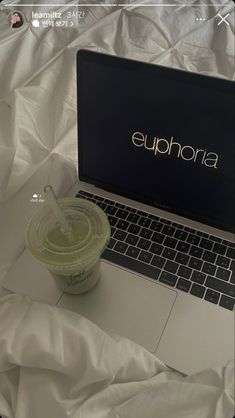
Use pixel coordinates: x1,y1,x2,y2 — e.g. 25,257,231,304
3,50,234,375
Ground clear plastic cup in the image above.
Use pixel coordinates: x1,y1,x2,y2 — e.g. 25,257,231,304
25,198,110,294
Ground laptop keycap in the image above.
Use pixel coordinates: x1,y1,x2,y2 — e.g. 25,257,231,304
137,238,151,251
159,271,177,287
162,225,175,236
215,255,230,269
172,222,183,229
230,260,235,273
151,255,166,269
128,224,141,235
152,232,164,244
76,190,92,197
196,231,208,238
216,267,230,282
188,257,203,271
139,228,153,239
107,215,118,226
174,230,187,241
202,250,216,263
213,243,226,255
138,217,151,227
176,241,190,253
116,209,128,219
164,260,179,274
175,252,189,265
162,248,176,260
227,247,235,259
113,230,127,241
115,203,125,209
116,220,129,230
126,246,140,259
149,214,159,221
127,213,140,223
105,198,115,205
178,265,192,279
191,271,206,285
160,218,171,225
96,202,107,210
189,246,203,258
164,236,177,249
230,273,235,285
107,238,116,249
138,250,153,264
190,283,206,298
94,194,104,201
137,210,146,217
113,241,128,254
199,238,213,250
219,295,235,311
210,236,222,243
150,221,163,232
205,289,220,305
106,205,118,215
176,278,191,292
202,262,216,275
125,234,139,246
149,242,163,255
184,226,196,233
187,234,200,245
206,276,235,298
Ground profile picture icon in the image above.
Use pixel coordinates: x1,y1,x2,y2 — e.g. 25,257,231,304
9,11,24,29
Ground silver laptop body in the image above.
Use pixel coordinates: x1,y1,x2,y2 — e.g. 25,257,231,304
57,51,235,374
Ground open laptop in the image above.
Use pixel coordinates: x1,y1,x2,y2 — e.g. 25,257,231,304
69,49,235,371
3,50,234,375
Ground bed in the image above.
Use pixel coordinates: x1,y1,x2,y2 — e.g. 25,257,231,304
0,1,234,417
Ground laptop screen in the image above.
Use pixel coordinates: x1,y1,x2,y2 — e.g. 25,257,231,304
77,50,235,233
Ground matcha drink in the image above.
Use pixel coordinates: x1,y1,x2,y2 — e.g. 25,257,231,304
25,191,110,294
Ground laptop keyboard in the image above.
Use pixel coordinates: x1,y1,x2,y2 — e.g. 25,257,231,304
76,190,235,311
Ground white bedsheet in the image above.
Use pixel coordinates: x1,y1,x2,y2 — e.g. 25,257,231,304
0,1,234,417
0,294,234,418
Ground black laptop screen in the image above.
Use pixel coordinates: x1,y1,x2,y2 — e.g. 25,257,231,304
77,50,235,233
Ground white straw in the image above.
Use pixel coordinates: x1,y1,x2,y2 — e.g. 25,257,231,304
44,185,74,244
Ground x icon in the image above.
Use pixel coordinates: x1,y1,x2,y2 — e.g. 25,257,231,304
216,13,230,26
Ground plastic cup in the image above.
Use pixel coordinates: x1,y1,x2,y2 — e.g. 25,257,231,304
25,198,110,294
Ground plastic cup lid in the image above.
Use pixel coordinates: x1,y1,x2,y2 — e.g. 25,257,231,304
25,198,110,268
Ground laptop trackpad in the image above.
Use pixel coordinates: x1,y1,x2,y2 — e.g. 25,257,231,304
58,261,177,353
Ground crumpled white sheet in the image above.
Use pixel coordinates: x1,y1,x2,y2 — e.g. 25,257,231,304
0,294,234,418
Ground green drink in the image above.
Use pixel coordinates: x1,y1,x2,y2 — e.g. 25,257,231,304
25,198,110,294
